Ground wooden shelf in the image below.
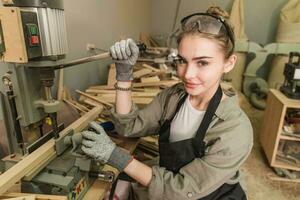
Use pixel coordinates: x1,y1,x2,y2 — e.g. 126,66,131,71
260,89,300,173
270,89,300,108
273,157,300,172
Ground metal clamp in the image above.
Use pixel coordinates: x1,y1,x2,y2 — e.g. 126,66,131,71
89,170,115,183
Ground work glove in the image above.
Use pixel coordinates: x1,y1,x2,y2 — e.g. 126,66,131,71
81,121,133,171
109,38,139,81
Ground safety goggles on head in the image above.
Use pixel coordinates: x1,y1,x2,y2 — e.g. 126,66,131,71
180,12,235,53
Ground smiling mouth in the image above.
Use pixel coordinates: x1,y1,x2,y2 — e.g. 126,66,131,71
184,82,201,88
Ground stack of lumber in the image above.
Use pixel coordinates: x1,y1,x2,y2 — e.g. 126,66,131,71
61,62,180,159
137,135,159,158
71,63,180,119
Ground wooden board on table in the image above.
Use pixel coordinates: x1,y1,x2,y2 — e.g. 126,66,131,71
84,137,139,200
0,106,103,195
1,193,67,200
0,195,36,200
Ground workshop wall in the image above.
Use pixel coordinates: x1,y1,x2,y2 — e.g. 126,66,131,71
150,0,287,45
62,0,151,97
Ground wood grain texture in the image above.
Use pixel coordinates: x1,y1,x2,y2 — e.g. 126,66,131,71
2,193,67,200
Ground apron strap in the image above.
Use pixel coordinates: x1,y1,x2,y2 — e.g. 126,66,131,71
159,93,188,142
171,93,188,120
193,86,222,152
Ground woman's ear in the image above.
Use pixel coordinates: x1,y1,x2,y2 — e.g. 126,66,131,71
224,54,237,73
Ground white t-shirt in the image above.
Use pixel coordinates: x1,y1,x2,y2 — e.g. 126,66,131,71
170,95,206,142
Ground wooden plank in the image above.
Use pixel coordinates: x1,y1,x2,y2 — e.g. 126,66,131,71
0,142,55,195
0,195,36,200
279,135,300,142
76,90,113,107
23,151,56,181
2,193,67,200
94,95,152,105
142,64,160,72
57,69,64,101
140,76,160,83
0,106,103,195
0,7,27,63
273,158,300,172
131,91,159,97
133,80,179,88
86,89,116,94
62,87,73,101
0,196,35,200
86,89,158,97
159,63,168,71
139,32,152,47
139,32,159,47
83,99,103,108
171,76,180,81
267,173,300,183
133,68,152,79
63,99,87,114
90,80,179,90
69,100,89,112
147,71,171,78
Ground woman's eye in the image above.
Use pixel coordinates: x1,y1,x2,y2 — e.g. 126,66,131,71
197,61,208,67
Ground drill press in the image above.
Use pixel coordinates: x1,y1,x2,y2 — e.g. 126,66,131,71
0,0,114,199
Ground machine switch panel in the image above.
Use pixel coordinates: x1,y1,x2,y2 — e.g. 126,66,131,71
21,11,42,58
26,24,40,46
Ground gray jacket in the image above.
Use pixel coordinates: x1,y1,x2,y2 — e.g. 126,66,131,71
110,83,253,200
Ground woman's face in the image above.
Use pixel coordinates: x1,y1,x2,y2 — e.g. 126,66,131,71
176,35,236,97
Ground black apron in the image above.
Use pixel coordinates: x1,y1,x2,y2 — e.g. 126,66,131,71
159,86,247,200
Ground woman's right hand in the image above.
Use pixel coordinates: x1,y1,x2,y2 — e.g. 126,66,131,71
109,38,139,81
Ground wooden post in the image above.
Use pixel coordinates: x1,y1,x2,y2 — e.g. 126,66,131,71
57,69,64,101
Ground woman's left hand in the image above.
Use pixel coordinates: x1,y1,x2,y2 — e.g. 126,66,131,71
81,121,116,163
80,121,133,171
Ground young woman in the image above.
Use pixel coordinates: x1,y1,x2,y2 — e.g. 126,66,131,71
81,6,253,200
